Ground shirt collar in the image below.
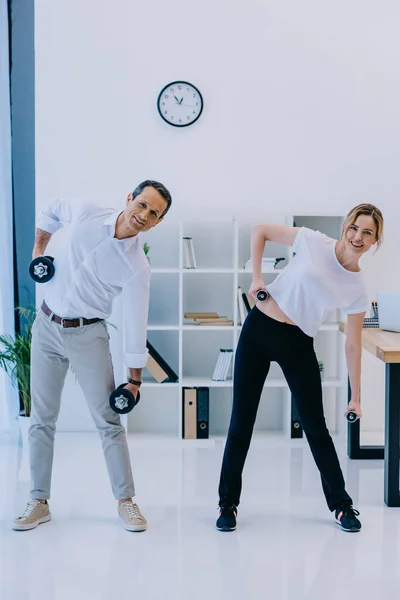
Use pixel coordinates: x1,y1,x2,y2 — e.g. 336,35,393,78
103,211,138,252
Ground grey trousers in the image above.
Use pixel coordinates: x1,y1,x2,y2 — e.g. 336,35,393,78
29,308,135,500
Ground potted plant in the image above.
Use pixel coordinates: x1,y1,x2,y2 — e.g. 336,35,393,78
318,360,324,381
143,242,151,263
0,307,35,424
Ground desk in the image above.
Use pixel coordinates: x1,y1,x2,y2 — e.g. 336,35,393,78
339,322,400,506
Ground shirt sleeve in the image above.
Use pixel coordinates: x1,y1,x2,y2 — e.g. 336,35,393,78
345,291,369,315
122,265,151,368
36,197,82,234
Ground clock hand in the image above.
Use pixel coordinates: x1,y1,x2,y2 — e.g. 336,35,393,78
174,96,180,104
179,97,183,104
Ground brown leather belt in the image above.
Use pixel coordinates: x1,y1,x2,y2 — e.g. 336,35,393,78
41,302,102,328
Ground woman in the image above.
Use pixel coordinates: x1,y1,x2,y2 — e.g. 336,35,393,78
217,204,384,533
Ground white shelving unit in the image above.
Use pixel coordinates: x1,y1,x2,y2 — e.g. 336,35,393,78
123,215,347,439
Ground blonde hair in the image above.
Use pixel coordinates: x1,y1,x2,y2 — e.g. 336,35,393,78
342,203,384,249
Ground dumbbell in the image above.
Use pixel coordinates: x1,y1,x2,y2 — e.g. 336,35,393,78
256,289,269,302
29,256,55,283
109,384,140,414
346,411,358,423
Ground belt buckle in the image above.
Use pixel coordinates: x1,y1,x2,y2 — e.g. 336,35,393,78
61,318,68,328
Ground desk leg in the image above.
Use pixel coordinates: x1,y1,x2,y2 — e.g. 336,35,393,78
347,378,384,460
384,363,400,507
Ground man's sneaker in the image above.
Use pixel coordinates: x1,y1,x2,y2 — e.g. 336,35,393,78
335,502,361,532
118,502,147,532
216,504,237,531
13,500,51,531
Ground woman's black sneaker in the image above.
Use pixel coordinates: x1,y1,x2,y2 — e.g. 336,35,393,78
335,502,361,532
216,505,237,531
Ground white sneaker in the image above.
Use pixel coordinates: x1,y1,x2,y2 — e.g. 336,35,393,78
13,500,51,531
118,502,147,532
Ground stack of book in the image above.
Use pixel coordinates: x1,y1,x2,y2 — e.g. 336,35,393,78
237,286,255,325
363,317,379,328
212,349,234,381
183,237,197,269
243,257,286,272
146,340,179,383
184,312,233,326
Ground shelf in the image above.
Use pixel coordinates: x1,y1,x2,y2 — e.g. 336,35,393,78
182,377,233,387
182,325,235,331
182,268,235,274
236,322,340,331
129,215,349,439
141,381,180,388
147,325,179,330
180,377,344,389
237,268,281,274
181,377,291,388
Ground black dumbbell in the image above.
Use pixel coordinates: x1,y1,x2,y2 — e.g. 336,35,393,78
29,256,55,283
346,411,358,423
109,384,140,414
256,290,269,302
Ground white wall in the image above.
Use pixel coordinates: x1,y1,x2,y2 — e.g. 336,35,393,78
35,0,400,433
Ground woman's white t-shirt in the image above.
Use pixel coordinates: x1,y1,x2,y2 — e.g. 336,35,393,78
266,227,369,337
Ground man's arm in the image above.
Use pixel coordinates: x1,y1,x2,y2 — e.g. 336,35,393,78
32,229,52,259
122,266,151,387
32,197,84,258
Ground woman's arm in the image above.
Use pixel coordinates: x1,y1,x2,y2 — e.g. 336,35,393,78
344,312,366,418
250,223,300,294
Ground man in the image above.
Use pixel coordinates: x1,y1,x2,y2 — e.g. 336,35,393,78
13,180,171,532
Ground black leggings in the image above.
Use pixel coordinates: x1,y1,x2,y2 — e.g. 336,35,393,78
218,306,352,511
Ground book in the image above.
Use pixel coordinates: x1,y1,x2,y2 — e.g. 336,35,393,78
188,238,197,268
237,286,246,325
247,293,255,309
198,320,233,326
243,257,286,271
212,349,234,381
146,340,179,383
183,237,197,269
184,312,220,319
242,293,251,313
194,317,231,323
212,350,226,381
183,238,192,268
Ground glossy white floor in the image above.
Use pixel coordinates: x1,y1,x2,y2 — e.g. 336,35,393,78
1,427,399,600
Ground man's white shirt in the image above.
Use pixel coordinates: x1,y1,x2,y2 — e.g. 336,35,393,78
37,198,150,368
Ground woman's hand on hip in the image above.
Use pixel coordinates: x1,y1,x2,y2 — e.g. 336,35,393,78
249,278,267,299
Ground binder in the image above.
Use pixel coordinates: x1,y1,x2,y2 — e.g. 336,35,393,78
182,387,210,439
146,354,170,383
182,388,197,439
196,387,209,439
146,340,179,383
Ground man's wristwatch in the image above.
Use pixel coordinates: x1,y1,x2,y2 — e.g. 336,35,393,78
128,377,142,387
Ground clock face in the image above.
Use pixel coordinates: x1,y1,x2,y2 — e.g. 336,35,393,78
157,81,204,127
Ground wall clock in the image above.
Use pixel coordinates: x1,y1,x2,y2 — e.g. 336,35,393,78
157,81,204,127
